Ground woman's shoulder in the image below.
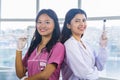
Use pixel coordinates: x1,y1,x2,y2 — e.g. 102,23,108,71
55,41,63,45
51,42,65,53
54,41,65,48
64,37,77,45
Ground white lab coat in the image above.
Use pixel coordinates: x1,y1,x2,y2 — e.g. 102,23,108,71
62,36,107,80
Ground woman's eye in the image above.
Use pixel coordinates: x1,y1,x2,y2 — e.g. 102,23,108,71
37,21,41,24
83,19,86,22
46,21,50,24
75,20,80,22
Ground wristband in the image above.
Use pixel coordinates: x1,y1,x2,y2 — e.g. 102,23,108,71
20,76,28,80
16,48,22,51
16,50,22,54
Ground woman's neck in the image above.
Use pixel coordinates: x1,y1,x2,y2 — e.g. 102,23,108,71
37,36,51,54
72,34,81,41
41,35,52,46
72,34,86,49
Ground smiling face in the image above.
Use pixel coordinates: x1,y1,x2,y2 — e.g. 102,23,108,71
36,14,55,37
67,13,87,38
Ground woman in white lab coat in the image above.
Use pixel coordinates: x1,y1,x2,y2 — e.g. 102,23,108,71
60,8,108,80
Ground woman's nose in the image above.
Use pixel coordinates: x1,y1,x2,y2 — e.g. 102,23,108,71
79,21,84,26
40,22,46,27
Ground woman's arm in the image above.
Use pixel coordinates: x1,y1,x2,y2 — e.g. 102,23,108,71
95,47,108,71
15,50,27,79
15,36,28,79
95,31,108,71
26,63,57,80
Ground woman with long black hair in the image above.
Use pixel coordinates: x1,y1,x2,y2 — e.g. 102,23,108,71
15,9,65,80
61,8,108,80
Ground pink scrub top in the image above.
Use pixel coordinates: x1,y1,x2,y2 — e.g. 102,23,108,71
22,42,65,80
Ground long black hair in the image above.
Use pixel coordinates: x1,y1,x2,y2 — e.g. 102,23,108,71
27,9,60,57
60,8,87,44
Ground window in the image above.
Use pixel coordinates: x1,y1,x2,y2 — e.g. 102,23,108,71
39,0,78,18
82,0,120,17
1,0,36,18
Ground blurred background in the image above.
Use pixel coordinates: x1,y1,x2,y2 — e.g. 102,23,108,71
0,0,120,80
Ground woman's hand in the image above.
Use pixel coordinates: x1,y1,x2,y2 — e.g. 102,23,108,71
99,31,108,48
17,35,27,51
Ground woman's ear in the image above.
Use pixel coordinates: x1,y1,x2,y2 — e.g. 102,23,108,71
67,24,71,29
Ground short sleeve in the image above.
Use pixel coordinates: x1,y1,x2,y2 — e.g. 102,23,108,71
48,42,65,67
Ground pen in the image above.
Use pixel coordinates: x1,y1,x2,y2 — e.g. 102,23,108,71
103,19,106,32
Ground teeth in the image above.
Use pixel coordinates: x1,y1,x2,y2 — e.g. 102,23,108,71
40,29,46,32
41,30,45,31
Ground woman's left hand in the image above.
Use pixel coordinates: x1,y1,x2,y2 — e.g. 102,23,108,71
99,31,108,48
